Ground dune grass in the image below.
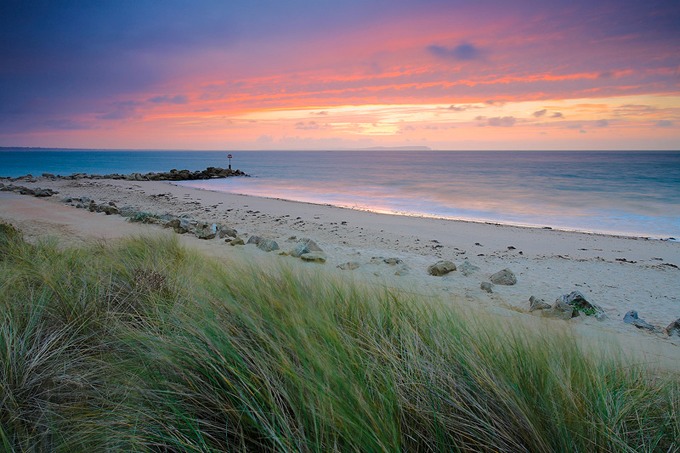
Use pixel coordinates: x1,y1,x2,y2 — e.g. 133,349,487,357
0,221,678,452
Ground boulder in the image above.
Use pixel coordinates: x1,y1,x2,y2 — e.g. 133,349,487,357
291,238,323,257
195,224,217,240
490,268,517,285
480,282,494,293
556,291,605,319
300,252,326,263
428,260,456,276
229,237,245,246
383,257,403,266
529,296,551,312
259,238,281,252
248,235,279,252
623,311,656,331
665,319,680,337
218,226,238,238
34,188,56,197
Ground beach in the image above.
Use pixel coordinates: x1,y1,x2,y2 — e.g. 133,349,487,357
1,174,679,370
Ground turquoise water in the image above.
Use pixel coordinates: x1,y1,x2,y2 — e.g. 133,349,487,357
2,149,679,238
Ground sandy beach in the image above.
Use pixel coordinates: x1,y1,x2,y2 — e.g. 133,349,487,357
1,175,679,369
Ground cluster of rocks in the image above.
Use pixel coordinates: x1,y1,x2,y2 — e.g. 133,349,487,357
623,311,680,337
0,183,58,198
62,194,331,265
94,167,248,181
63,197,122,215
5,167,247,182
425,259,520,296
239,236,328,263
529,291,606,320
527,292,680,338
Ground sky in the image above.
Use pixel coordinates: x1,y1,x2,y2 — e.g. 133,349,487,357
1,0,679,150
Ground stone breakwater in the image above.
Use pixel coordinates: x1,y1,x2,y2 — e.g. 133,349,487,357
3,166,248,182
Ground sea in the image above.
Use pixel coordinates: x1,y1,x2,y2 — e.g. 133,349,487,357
1,149,679,239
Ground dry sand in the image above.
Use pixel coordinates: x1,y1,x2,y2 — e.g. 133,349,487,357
1,176,679,370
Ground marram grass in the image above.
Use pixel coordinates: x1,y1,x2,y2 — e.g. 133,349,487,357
0,222,678,452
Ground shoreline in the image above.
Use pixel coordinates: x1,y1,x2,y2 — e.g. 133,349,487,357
177,182,677,242
1,175,679,370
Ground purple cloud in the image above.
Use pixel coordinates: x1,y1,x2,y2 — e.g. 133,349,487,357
533,109,547,117
428,42,481,61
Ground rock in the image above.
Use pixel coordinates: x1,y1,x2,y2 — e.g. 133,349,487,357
428,260,457,276
195,224,217,240
490,268,517,285
543,291,605,320
300,252,326,263
218,226,238,238
480,282,494,293
383,257,402,266
665,319,680,337
556,291,605,319
259,239,280,252
248,235,279,252
229,237,245,246
623,311,656,331
34,188,56,197
459,259,480,276
529,296,551,311
291,238,323,257
337,261,360,271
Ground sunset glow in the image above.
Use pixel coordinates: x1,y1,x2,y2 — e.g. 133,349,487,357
1,1,678,150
